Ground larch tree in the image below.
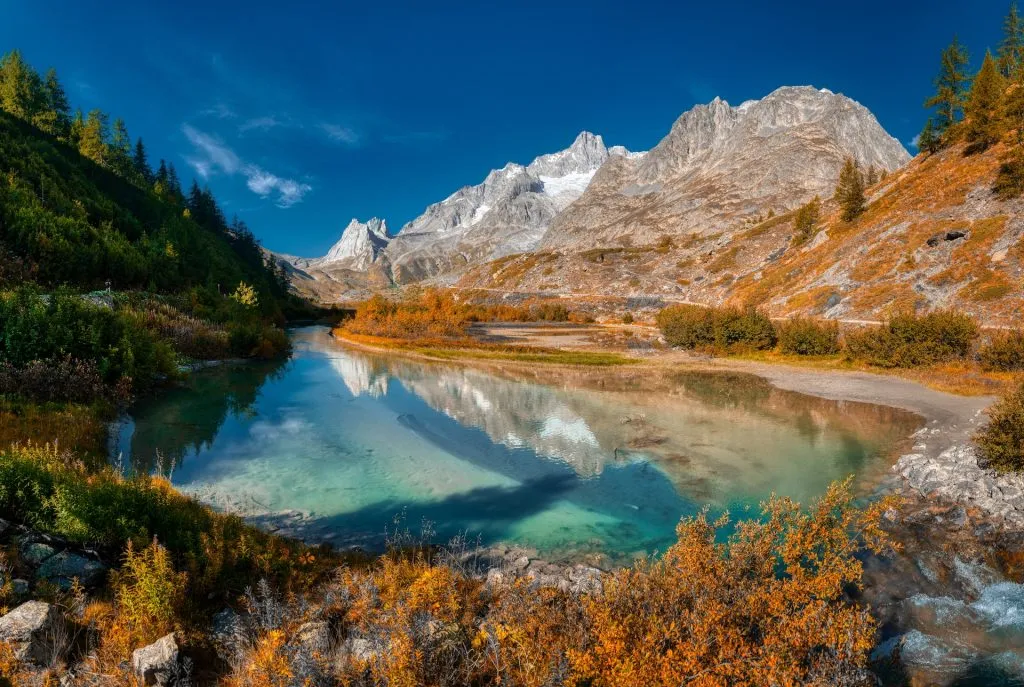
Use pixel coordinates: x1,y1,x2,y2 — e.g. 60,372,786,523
69,109,84,146
792,195,821,244
999,3,1024,79
834,158,866,222
0,49,41,120
79,109,110,166
964,51,1007,152
925,36,971,140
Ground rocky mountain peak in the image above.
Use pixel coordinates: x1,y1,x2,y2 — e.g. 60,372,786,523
319,217,390,270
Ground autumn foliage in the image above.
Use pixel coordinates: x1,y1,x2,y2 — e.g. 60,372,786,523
219,479,893,687
344,289,582,340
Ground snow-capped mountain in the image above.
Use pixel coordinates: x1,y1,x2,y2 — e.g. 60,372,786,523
380,132,640,282
542,86,910,249
277,85,912,302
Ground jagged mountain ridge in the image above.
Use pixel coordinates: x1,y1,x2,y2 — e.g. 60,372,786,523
541,86,909,250
380,131,640,283
279,85,913,303
286,218,390,272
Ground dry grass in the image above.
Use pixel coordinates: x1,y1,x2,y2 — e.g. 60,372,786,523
336,330,636,366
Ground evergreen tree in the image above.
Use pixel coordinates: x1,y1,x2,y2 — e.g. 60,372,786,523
110,118,133,176
0,49,41,120
925,36,971,139
918,118,943,154
792,196,821,244
999,3,1024,79
166,163,182,198
155,159,169,184
69,109,84,146
78,109,110,165
834,158,866,222
865,165,879,186
964,51,1007,152
133,138,152,184
37,68,70,139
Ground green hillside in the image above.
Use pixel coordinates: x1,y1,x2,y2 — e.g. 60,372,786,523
0,49,307,452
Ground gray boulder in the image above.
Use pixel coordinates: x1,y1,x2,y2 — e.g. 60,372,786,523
36,551,107,589
0,601,62,665
20,541,57,566
210,608,248,664
132,632,180,686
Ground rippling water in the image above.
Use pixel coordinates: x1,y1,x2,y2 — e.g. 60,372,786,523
116,326,919,562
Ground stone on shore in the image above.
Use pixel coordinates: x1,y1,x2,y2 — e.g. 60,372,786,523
0,601,62,665
132,632,180,686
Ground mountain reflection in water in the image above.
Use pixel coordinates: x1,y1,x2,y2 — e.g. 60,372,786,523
117,326,920,562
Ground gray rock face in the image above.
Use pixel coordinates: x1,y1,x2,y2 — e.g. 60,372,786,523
132,632,180,686
0,601,61,665
280,85,908,301
381,131,633,283
286,218,390,273
541,86,910,250
894,445,1024,527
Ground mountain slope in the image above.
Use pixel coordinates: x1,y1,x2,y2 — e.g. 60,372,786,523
456,142,1024,327
728,142,1024,325
540,86,909,250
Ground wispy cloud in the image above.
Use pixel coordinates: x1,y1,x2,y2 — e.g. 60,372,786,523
909,134,921,149
319,122,361,146
182,124,312,208
239,115,285,134
202,102,237,120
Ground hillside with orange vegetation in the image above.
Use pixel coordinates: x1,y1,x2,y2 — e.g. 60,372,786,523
730,142,1024,325
452,143,1024,326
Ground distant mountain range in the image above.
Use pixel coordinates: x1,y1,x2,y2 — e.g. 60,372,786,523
276,86,931,311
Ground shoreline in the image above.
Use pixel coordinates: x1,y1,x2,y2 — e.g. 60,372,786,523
332,325,994,461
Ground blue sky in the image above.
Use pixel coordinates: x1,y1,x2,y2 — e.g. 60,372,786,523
0,1,1012,256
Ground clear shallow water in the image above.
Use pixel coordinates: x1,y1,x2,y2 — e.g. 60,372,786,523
117,326,920,562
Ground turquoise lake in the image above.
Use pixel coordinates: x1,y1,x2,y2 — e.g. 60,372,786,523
116,326,921,563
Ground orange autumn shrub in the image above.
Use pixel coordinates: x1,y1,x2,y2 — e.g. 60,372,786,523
344,289,584,340
338,555,487,687
570,479,895,687
479,580,588,687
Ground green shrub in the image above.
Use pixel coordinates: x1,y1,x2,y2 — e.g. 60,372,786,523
979,330,1024,371
845,311,979,368
975,380,1024,472
656,304,716,348
778,318,841,356
0,287,175,390
0,445,314,594
656,304,776,351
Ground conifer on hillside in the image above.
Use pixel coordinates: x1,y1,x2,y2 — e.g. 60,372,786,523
964,51,1007,152
834,158,866,222
925,36,971,144
999,3,1024,78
